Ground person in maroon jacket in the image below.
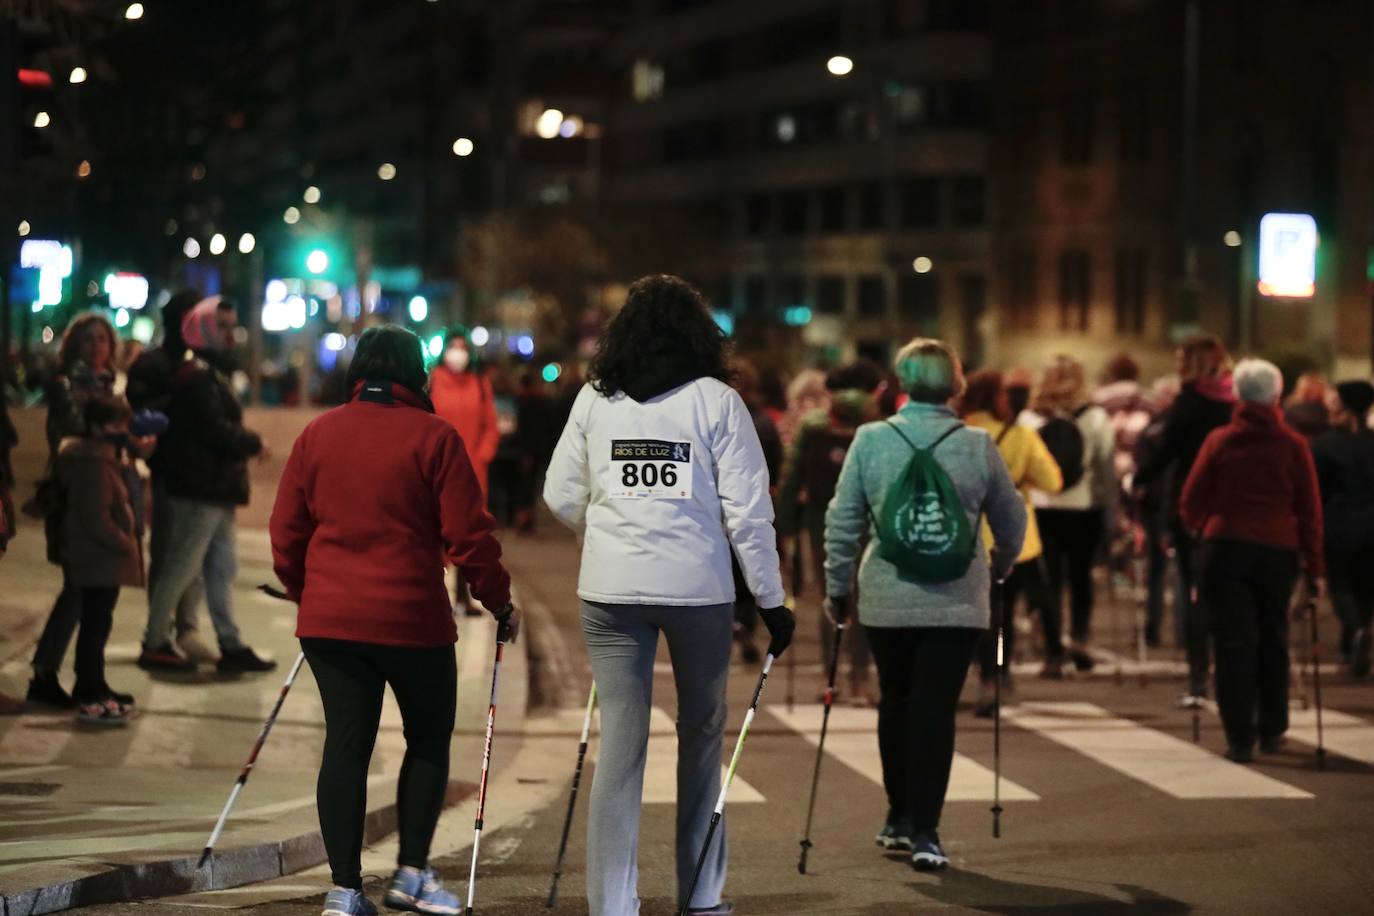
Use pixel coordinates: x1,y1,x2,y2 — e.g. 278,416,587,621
270,325,516,916
1181,358,1324,764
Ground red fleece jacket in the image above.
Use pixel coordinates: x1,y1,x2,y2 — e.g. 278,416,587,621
1180,402,1324,576
270,381,512,647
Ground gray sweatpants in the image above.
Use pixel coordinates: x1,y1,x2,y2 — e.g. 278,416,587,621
580,600,733,916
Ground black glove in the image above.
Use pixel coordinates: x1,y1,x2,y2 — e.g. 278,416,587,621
495,603,520,645
758,606,796,659
824,595,852,627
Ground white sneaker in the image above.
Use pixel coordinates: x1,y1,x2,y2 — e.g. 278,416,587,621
1178,694,1206,710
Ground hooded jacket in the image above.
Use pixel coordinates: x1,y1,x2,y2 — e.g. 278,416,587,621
543,376,785,609
271,381,511,647
1180,402,1323,575
159,357,262,505
54,437,143,588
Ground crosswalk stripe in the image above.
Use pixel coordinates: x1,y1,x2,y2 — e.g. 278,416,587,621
1285,708,1374,767
1005,701,1312,799
642,706,764,804
769,704,1039,802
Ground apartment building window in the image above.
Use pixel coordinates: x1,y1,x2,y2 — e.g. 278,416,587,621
1060,92,1096,166
858,275,887,317
1007,250,1038,330
1058,249,1091,331
819,187,847,233
857,182,885,231
817,275,846,314
900,178,940,229
1114,248,1147,334
951,176,986,227
1119,82,1150,163
899,273,939,331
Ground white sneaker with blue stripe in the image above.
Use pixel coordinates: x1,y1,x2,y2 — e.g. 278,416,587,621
910,830,950,871
322,888,377,916
384,867,461,915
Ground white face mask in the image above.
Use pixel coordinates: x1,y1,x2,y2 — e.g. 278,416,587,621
443,347,470,373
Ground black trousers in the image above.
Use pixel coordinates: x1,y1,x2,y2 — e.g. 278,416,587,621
1173,526,1211,696
72,586,120,701
977,558,1062,680
867,625,981,831
301,638,457,889
1327,546,1374,646
1038,508,1103,642
1198,540,1298,751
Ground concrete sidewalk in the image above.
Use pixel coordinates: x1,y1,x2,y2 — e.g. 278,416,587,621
0,520,528,916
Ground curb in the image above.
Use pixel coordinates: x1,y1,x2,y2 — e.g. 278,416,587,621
1,780,477,916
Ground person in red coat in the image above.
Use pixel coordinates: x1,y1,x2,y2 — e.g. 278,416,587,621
1181,358,1324,764
270,325,516,916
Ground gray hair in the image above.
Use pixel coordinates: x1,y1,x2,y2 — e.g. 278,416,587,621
1233,358,1283,405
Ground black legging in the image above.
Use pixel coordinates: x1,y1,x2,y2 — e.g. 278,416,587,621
977,557,1062,680
72,586,120,702
1038,508,1104,642
867,625,981,831
301,638,457,890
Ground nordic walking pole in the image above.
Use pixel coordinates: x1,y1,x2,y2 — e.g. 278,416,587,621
198,585,303,870
785,537,802,714
1306,595,1326,771
466,611,515,916
546,681,597,908
991,579,1005,839
680,655,775,916
798,613,846,874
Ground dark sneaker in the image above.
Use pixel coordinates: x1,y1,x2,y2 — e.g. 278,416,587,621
27,672,76,710
1069,647,1096,672
322,888,377,916
138,644,196,671
874,814,915,850
217,647,278,674
384,867,460,914
686,904,734,915
1259,735,1286,754
1225,745,1254,764
77,697,130,727
910,830,950,871
973,680,997,719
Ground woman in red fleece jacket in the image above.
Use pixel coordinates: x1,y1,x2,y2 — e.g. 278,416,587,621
1181,358,1323,765
270,325,515,916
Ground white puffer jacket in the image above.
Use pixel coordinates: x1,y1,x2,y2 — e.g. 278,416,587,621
543,378,785,608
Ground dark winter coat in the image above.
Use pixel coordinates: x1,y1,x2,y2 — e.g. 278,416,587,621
1133,381,1235,524
45,363,115,457
160,357,262,505
54,437,144,588
1311,427,1374,549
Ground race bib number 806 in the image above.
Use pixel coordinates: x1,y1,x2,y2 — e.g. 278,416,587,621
608,439,693,499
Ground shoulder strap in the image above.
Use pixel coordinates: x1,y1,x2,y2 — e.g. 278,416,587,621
885,418,962,453
995,422,1014,445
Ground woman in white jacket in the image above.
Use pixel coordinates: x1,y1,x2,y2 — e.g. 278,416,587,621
544,275,794,916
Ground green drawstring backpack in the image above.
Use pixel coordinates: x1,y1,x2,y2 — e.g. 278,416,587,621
870,420,976,584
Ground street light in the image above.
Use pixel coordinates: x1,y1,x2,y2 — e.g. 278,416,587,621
183,237,201,259
912,256,933,274
69,67,87,84
303,185,321,203
1223,230,1241,248
377,162,397,181
535,108,564,140
827,55,854,76
452,137,474,157
17,220,30,237
208,232,227,255
283,206,301,225
76,160,92,178
124,3,144,20
408,295,428,322
237,232,255,254
306,248,329,274
33,111,50,128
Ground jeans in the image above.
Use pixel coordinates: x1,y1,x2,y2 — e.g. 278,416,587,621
72,587,120,701
1199,539,1298,750
1038,508,1103,643
149,477,204,642
31,573,81,676
977,557,1062,680
867,625,981,831
301,638,457,890
580,600,733,916
143,496,244,653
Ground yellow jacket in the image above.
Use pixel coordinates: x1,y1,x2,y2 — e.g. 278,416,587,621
965,411,1063,563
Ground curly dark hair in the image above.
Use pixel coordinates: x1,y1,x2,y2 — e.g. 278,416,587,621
589,275,733,398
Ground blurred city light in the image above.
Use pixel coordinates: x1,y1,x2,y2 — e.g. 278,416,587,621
76,160,92,178
536,108,564,140
378,162,397,181
183,237,201,259
470,325,490,346
33,111,50,128
783,305,813,326
427,334,445,358
827,55,854,76
114,308,130,328
69,67,87,84
774,114,797,143
1223,230,1242,248
515,334,535,357
306,248,329,274
408,295,428,322
712,310,735,337
41,326,54,342
912,256,933,274
542,362,562,383
208,232,227,255
283,206,301,225
286,295,308,330
124,3,144,20
104,272,149,310
238,232,256,254
164,218,178,235
303,185,321,203
190,163,206,181
22,240,73,308
17,220,30,237
131,316,155,343
1258,212,1317,298
452,137,474,157
323,332,348,351
559,115,584,138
